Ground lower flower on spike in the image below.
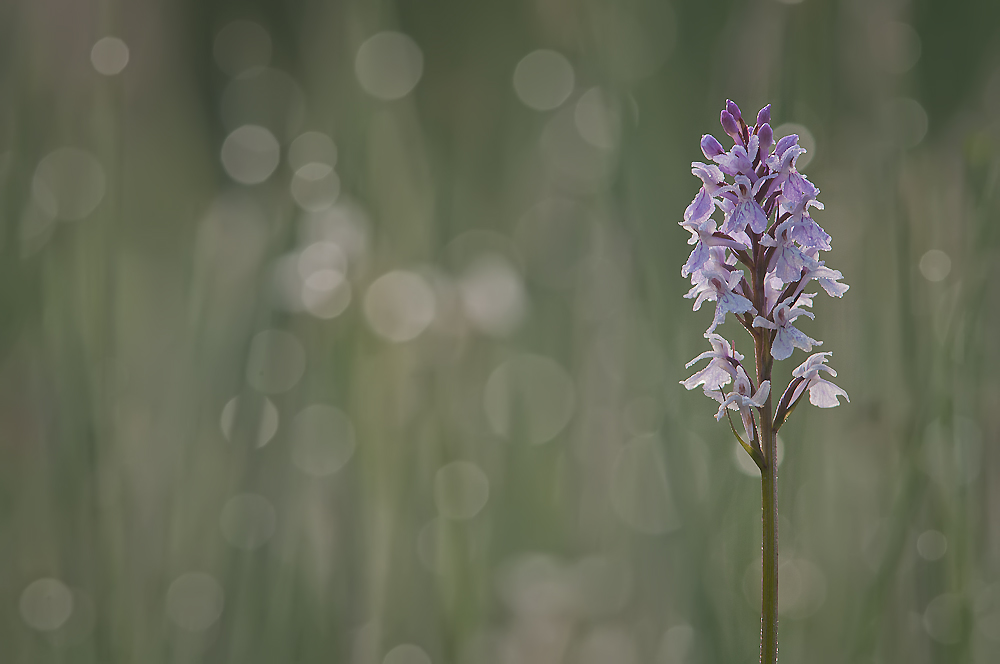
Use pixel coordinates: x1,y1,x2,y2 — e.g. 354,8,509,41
706,366,770,443
789,352,849,408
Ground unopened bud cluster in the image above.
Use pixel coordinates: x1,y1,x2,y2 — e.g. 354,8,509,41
680,100,848,445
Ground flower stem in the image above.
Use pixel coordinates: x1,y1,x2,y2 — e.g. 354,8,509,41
753,259,778,664
759,400,779,664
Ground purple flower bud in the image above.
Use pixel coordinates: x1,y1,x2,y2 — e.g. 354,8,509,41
757,123,773,158
701,134,725,159
721,110,741,140
756,104,771,127
726,99,742,122
774,134,799,158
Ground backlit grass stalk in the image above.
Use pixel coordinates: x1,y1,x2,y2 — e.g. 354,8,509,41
678,101,849,664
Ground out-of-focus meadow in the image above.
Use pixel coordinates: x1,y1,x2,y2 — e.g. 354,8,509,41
2,0,1000,662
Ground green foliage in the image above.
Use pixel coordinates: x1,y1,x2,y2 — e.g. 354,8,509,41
1,1,999,663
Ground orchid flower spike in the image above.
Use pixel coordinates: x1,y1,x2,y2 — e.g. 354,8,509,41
679,101,847,664
679,99,848,430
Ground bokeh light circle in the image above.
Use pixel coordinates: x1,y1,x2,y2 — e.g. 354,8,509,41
355,32,424,100
483,354,576,444
165,572,224,631
457,254,527,337
383,644,432,664
917,530,948,561
290,405,357,477
919,249,951,282
220,395,279,447
221,125,280,184
19,578,73,631
734,437,785,476
659,624,696,664
91,37,129,75
512,50,574,111
575,88,621,150
288,131,338,170
291,163,340,211
302,269,352,319
364,271,436,342
434,461,490,520
32,148,106,220
923,593,964,644
245,329,306,394
873,22,921,74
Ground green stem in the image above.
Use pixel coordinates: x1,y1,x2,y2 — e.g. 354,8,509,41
754,258,778,664
759,400,778,664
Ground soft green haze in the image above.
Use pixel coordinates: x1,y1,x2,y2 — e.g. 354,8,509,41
2,0,999,663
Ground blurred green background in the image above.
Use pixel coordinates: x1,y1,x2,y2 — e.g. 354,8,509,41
2,0,999,662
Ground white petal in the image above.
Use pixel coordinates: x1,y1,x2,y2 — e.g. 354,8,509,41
808,378,849,408
691,289,715,312
770,329,794,361
787,307,814,321
681,362,733,391
684,349,718,369
704,389,725,404
750,380,771,407
715,393,742,420
787,326,821,353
